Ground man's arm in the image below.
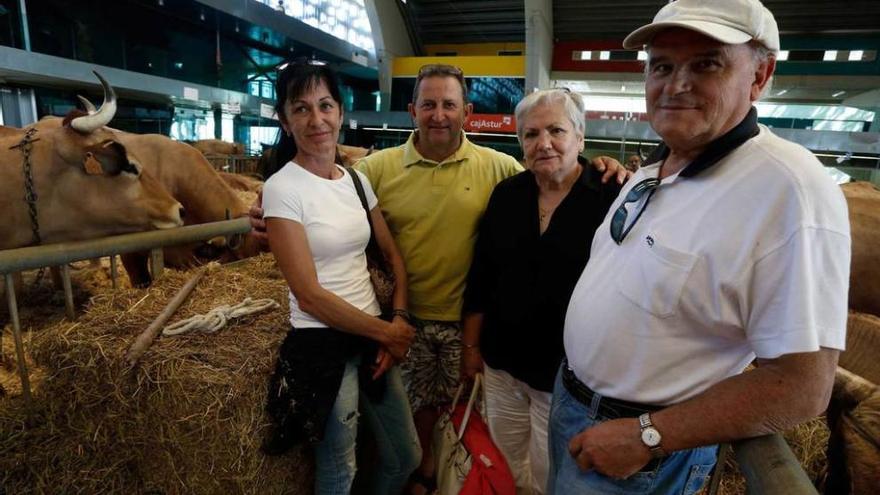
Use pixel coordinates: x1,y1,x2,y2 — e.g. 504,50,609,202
568,348,838,479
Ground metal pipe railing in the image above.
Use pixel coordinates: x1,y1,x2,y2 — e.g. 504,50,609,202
0,217,250,274
733,433,818,494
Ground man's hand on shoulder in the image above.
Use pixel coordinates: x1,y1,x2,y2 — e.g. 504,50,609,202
568,418,652,480
590,156,631,184
249,189,268,246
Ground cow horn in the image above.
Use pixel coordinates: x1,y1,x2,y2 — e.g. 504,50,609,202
76,95,97,114
70,71,117,133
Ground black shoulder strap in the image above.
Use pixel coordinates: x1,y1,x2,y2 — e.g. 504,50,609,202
348,168,377,239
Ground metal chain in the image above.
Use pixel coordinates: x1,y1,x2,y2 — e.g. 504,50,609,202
20,127,41,246
13,127,45,285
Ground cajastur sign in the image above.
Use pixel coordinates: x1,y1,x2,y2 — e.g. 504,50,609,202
465,114,517,133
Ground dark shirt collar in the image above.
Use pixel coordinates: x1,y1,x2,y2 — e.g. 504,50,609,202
576,155,601,191
644,107,760,178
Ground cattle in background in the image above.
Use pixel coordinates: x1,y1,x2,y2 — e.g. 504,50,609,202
32,120,261,286
188,139,245,156
842,181,880,317
109,132,261,285
0,72,183,250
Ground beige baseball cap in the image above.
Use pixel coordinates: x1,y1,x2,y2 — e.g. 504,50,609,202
623,0,780,52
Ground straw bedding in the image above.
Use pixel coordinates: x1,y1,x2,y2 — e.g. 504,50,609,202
0,254,313,494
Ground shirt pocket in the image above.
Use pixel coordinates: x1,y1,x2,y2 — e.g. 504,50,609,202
616,238,697,318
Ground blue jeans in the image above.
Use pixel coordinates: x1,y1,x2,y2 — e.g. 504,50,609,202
314,357,422,495
547,366,718,494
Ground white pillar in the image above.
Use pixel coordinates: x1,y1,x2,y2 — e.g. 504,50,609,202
525,0,553,93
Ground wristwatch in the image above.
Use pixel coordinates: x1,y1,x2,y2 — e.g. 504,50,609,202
638,413,665,458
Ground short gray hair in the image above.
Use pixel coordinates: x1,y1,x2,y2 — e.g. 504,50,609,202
515,89,586,143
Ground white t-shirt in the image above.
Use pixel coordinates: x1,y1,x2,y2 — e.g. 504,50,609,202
564,126,851,405
262,162,381,329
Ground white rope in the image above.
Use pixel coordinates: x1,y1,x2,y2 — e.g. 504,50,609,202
162,298,280,336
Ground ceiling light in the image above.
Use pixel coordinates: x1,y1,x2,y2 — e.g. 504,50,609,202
777,50,788,61
620,84,626,92
849,50,864,61
637,51,648,61
776,89,788,96
599,51,610,61
832,91,846,98
823,50,838,61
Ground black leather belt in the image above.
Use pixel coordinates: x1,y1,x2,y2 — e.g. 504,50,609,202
562,360,661,419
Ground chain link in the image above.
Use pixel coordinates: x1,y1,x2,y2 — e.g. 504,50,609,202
14,127,45,285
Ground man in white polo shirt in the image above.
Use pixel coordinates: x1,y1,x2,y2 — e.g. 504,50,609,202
548,1,851,493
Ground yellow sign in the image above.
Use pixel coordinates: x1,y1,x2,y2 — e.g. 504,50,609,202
392,56,525,78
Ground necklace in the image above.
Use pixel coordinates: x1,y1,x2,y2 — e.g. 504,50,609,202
539,205,555,222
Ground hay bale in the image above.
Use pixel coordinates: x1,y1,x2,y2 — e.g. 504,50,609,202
0,254,313,494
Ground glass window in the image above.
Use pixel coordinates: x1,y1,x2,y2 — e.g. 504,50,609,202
252,0,374,54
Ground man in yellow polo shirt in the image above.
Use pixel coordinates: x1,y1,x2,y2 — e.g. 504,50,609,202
355,64,626,494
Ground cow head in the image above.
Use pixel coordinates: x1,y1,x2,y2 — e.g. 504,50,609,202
20,72,184,243
32,127,184,242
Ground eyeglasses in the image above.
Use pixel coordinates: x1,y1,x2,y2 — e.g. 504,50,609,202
609,178,660,245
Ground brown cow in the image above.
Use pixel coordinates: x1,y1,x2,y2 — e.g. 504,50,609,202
27,123,260,286
840,311,880,385
843,181,880,316
825,367,880,495
218,171,262,192
0,73,183,250
189,139,245,156
108,133,261,285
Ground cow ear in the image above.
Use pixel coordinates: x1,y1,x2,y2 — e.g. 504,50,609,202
81,140,139,177
102,140,142,176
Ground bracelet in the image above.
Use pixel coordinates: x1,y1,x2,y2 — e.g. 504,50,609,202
391,309,411,323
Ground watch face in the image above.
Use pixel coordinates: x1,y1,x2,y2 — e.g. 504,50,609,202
641,427,662,447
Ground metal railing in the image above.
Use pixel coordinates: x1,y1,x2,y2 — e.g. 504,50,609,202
732,434,819,494
1,218,251,405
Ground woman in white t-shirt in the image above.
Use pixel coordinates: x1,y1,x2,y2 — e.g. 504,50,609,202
260,60,420,495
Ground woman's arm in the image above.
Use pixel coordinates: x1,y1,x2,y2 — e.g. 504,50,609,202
370,206,408,313
266,217,413,358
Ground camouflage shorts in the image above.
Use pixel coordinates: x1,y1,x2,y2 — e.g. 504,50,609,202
400,318,461,412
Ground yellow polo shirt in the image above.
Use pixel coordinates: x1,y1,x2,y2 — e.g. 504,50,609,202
355,132,522,321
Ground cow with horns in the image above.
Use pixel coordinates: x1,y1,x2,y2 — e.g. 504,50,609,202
0,71,184,250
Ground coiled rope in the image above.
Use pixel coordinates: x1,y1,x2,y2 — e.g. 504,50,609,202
162,298,280,336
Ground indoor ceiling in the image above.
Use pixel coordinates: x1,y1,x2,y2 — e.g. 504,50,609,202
399,0,880,46
398,0,880,107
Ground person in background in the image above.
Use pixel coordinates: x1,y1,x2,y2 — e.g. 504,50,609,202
260,60,420,495
625,154,643,172
460,88,623,495
550,1,850,493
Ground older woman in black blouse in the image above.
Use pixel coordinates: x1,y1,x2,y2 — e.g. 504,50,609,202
460,89,625,494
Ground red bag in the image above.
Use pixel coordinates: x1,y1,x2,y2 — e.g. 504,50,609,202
435,374,516,495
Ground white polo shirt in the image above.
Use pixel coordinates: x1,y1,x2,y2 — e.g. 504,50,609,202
563,121,851,406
